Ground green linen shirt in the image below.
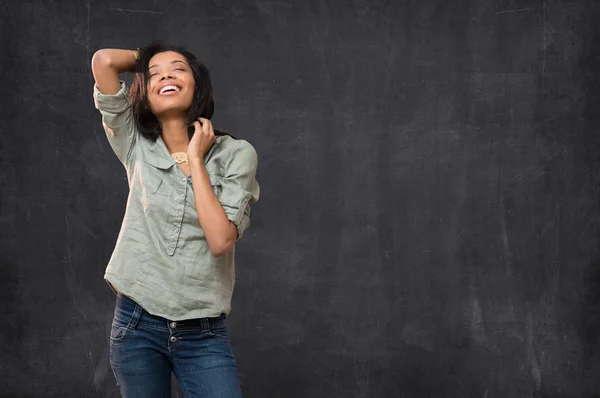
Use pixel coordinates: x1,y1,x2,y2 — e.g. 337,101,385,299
93,81,259,320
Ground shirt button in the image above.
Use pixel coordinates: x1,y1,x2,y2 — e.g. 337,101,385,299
170,336,178,343
170,322,177,328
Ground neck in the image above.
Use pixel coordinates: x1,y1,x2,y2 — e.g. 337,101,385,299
159,117,189,153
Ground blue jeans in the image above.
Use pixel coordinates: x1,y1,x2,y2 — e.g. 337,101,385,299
109,293,243,397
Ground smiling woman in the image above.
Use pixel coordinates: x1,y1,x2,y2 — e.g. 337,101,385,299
146,55,196,117
128,42,217,143
90,41,259,397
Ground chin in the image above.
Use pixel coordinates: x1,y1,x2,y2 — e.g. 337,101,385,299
150,103,192,119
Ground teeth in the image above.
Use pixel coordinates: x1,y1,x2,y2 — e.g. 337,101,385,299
159,85,180,94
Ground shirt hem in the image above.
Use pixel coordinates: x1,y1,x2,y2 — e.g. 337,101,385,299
104,273,231,321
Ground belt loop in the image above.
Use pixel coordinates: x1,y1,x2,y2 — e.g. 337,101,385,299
129,301,143,329
201,317,210,331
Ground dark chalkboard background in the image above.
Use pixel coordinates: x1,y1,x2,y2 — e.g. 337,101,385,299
2,0,600,397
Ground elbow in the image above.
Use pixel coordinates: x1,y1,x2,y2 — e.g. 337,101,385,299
91,49,112,70
207,219,238,257
209,238,234,258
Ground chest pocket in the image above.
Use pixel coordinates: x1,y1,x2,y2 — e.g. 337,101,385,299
144,155,174,196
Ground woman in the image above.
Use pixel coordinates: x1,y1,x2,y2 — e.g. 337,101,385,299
91,41,259,397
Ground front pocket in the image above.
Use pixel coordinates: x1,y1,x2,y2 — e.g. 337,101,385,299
110,317,135,347
144,155,174,196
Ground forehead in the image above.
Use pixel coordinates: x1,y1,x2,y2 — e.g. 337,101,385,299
148,51,188,67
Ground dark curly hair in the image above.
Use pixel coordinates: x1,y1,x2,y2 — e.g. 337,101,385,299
129,41,230,141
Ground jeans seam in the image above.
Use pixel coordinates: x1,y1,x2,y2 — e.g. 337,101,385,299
172,365,193,397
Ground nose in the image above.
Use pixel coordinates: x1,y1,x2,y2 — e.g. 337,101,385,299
160,72,174,81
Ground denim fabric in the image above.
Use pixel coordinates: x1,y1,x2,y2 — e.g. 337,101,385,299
109,293,243,397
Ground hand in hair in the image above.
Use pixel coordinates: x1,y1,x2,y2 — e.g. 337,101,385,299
187,118,216,162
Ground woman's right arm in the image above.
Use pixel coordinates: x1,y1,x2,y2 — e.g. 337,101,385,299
91,49,138,95
91,49,139,164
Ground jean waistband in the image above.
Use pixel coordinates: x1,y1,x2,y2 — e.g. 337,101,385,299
115,292,226,330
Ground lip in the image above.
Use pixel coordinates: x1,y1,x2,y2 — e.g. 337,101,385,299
157,82,183,95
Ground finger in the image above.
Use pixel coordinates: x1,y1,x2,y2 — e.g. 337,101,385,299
195,118,207,134
198,118,214,135
197,118,212,127
192,121,202,133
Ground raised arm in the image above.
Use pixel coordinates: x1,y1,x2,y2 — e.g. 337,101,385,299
91,49,140,164
91,49,139,95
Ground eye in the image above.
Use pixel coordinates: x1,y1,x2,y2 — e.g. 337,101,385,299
174,68,184,71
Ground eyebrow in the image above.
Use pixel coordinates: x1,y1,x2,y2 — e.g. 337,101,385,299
149,60,187,69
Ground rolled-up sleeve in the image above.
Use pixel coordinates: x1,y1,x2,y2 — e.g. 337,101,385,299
93,81,137,164
218,140,260,240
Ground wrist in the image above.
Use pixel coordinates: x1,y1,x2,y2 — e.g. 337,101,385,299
188,155,204,165
129,49,140,72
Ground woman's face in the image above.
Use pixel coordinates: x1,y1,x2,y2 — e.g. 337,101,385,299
146,51,195,119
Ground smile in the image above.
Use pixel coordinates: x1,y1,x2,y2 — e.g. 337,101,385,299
159,85,182,95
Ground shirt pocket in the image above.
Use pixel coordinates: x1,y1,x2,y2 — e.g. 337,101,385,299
144,155,174,196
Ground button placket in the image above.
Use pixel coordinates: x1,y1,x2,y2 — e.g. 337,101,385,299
166,177,188,256
176,181,187,226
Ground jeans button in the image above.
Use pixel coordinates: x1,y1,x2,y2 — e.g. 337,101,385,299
170,321,177,328
170,336,177,343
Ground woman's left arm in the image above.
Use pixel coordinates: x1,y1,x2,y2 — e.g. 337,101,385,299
189,158,237,257
188,118,259,257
